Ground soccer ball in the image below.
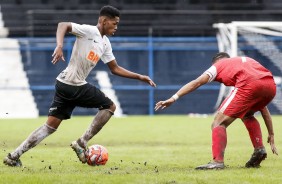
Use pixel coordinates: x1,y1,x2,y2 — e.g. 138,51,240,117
86,144,108,166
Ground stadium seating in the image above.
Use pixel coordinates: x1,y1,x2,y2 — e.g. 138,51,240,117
1,0,282,37
1,0,282,116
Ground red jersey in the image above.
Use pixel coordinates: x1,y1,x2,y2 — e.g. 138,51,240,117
205,57,273,87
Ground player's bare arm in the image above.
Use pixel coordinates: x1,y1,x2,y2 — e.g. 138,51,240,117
107,60,156,87
155,74,210,111
51,22,72,64
260,107,278,155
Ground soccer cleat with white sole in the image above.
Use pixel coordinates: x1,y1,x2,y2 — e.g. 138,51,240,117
195,162,224,170
3,153,22,167
70,141,87,164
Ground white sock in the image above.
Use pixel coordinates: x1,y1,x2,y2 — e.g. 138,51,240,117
10,124,56,159
78,109,113,148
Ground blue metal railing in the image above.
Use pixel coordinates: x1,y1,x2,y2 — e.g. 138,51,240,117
3,37,219,115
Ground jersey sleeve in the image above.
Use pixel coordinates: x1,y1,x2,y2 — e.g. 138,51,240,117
100,37,115,64
204,65,217,82
70,23,92,38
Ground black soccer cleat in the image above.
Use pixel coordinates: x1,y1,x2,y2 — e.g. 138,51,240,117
245,147,267,168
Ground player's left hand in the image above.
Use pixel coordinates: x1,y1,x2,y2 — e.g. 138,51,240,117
155,98,175,111
267,134,278,155
51,46,65,64
139,75,156,87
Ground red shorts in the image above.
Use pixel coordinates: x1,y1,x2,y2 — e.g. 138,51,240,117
218,77,276,118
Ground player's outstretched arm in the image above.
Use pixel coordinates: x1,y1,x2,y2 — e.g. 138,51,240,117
51,22,72,64
107,60,156,87
260,107,278,155
155,74,209,111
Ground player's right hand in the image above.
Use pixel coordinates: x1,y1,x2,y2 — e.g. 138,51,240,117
267,134,278,155
51,46,65,64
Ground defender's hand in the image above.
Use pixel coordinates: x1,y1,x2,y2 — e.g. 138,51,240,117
155,98,175,111
52,46,65,64
268,134,278,155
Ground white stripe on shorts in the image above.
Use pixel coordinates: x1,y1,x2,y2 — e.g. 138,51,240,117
219,87,238,113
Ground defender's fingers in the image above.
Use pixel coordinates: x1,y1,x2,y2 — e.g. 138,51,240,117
155,101,165,111
155,101,163,106
272,146,278,155
154,105,162,111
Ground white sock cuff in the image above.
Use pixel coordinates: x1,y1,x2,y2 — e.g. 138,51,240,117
44,124,57,131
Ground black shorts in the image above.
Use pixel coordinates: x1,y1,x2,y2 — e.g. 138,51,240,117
48,80,113,120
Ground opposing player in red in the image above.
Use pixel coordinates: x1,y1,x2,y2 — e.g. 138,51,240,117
155,52,278,169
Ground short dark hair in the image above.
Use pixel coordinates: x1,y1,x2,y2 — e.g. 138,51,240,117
212,52,230,63
99,5,120,18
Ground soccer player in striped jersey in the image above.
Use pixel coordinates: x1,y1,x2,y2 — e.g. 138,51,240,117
155,52,278,170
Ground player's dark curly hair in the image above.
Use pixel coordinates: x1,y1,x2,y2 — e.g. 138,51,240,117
99,5,120,18
212,52,230,63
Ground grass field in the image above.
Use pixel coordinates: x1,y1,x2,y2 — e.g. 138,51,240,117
0,115,281,184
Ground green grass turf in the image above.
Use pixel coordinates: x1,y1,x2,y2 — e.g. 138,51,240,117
0,115,281,184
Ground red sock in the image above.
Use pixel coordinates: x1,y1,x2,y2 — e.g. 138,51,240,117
212,126,227,162
243,117,264,149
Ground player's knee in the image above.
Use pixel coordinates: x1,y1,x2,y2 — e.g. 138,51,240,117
211,116,223,129
211,121,228,129
242,112,255,121
212,112,235,129
100,103,116,115
109,103,116,112
46,116,62,129
211,121,220,129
